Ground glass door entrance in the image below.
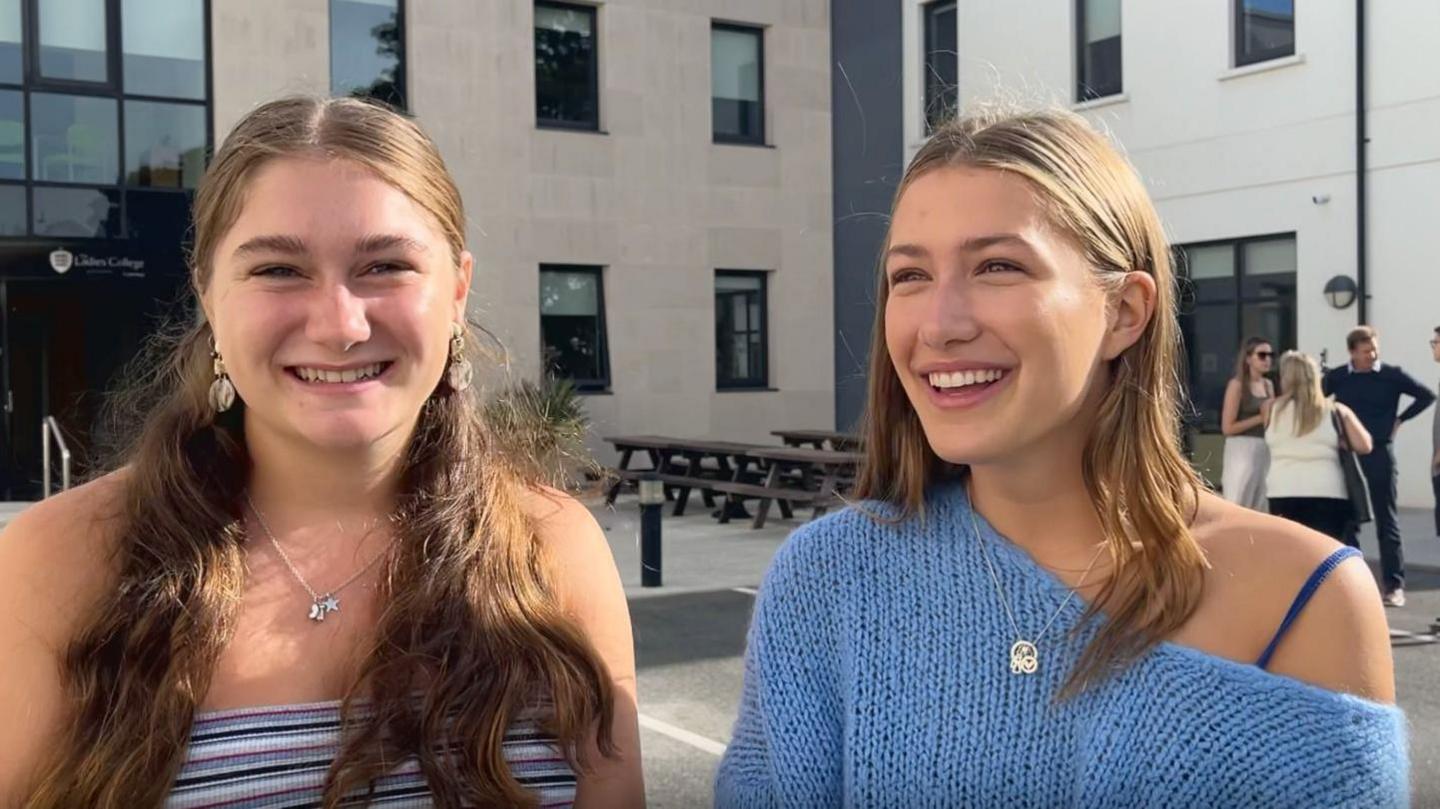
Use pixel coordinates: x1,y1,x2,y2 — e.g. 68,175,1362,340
1,274,185,500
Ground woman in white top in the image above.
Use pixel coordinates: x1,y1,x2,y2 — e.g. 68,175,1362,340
1265,351,1373,539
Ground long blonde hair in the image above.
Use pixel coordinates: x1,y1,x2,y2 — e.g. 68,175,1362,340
25,97,614,808
853,107,1205,697
1275,350,1328,436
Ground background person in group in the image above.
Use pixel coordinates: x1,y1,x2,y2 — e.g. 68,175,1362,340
0,97,643,808
715,107,1405,808
1220,337,1275,511
1265,351,1373,540
1323,325,1436,608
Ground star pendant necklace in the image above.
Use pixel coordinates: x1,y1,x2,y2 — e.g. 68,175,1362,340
966,484,1107,676
246,495,394,623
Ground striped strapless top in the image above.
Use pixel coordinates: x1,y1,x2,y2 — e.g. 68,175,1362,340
165,700,578,808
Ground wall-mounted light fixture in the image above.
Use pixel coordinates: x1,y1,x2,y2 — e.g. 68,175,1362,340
1324,275,1358,309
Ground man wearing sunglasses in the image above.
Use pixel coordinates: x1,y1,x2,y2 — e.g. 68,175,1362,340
1323,325,1436,608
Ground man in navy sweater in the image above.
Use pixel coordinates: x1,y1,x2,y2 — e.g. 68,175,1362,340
1323,325,1436,607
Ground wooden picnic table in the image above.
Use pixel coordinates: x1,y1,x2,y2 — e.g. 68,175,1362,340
603,436,861,529
771,429,863,451
603,435,765,515
731,446,864,528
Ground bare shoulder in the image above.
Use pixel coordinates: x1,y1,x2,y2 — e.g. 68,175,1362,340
0,471,131,801
0,471,130,645
519,486,618,600
516,486,630,655
1187,493,1392,702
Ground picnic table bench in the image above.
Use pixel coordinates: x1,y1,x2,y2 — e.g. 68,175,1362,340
604,436,761,516
771,429,863,451
604,435,863,529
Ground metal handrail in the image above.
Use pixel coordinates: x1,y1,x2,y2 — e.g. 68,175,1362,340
42,416,72,498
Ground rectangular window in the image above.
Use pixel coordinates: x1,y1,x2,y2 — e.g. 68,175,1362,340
30,92,118,185
0,88,23,179
0,0,21,84
124,100,205,187
1235,0,1294,67
123,0,206,100
1076,0,1121,101
540,264,609,390
922,0,957,132
534,1,598,130
330,0,405,109
711,23,763,144
32,185,119,237
1176,233,1296,434
39,0,109,83
715,270,768,389
0,183,24,234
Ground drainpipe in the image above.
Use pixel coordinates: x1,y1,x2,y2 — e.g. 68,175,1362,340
1355,0,1369,324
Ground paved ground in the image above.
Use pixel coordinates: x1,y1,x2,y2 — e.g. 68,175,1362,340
595,496,1440,808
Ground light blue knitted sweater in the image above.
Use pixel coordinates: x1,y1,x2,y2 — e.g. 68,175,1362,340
715,482,1409,808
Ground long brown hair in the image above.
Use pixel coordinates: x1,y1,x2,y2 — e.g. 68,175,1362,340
853,107,1206,697
1232,336,1271,384
24,97,614,808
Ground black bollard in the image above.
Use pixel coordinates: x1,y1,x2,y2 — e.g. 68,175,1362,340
638,474,664,587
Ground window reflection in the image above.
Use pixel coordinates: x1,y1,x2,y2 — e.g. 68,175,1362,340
31,93,118,185
712,26,763,144
535,2,598,129
0,0,21,84
33,186,119,238
331,0,404,109
39,0,108,83
540,265,609,388
0,89,23,180
125,101,206,188
0,184,23,235
123,0,206,99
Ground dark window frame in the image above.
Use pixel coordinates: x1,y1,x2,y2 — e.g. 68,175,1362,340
26,0,120,91
714,269,769,390
539,263,611,392
1233,0,1295,68
534,0,599,132
921,0,957,134
329,0,407,111
1176,231,1297,434
0,0,211,242
1075,0,1122,102
710,21,764,146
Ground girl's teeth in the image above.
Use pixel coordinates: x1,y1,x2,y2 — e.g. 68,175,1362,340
296,364,383,383
930,369,1004,389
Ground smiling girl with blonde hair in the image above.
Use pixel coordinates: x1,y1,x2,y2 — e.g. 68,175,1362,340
716,108,1406,808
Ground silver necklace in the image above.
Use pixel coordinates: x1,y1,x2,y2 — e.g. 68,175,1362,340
246,495,393,623
966,486,1106,676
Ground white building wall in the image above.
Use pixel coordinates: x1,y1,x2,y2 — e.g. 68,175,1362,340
209,0,835,460
902,0,1440,507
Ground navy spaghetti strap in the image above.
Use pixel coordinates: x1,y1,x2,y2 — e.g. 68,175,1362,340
1255,546,1363,670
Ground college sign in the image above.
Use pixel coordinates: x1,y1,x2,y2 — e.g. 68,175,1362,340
1,241,178,281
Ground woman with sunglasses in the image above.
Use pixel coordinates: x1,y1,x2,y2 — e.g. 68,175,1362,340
1221,337,1276,511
